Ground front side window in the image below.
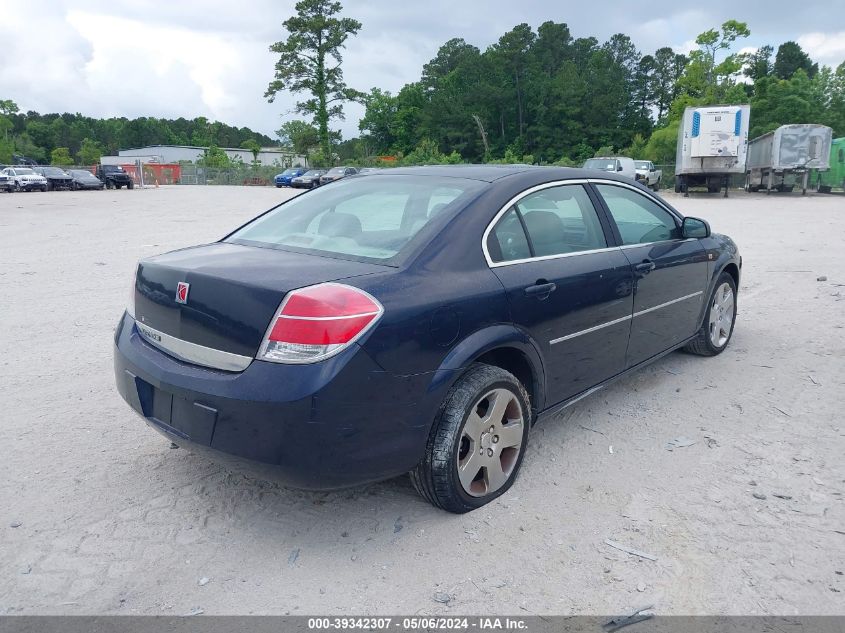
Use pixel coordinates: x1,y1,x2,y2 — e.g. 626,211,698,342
487,184,607,263
227,175,483,262
595,184,681,245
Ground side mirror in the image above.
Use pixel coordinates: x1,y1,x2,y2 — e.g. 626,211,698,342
650,166,656,172
617,164,623,172
682,217,711,239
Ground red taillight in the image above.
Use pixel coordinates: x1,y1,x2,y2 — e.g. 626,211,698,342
258,283,383,363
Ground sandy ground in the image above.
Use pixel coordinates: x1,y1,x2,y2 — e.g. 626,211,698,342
0,184,843,616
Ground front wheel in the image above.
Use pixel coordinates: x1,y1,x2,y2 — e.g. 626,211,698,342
684,272,737,356
651,179,660,192
127,181,134,189
410,364,530,513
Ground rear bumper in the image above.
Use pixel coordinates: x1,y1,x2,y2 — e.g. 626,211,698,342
113,313,434,489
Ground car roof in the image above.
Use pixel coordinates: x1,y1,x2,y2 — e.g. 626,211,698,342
364,164,636,184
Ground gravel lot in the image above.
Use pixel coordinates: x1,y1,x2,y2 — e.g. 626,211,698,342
1,184,843,616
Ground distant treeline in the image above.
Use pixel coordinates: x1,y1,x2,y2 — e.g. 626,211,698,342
351,21,845,165
0,106,274,165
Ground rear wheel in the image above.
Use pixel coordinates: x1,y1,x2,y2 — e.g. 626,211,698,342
410,364,530,513
651,179,660,192
684,272,737,356
127,181,134,189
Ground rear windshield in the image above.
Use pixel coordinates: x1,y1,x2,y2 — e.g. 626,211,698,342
583,159,617,171
226,175,484,262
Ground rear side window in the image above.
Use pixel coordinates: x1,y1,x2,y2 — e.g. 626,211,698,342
487,208,531,263
487,184,607,263
227,175,484,262
595,184,680,245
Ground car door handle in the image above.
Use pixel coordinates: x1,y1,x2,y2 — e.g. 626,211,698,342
524,281,557,299
634,260,656,276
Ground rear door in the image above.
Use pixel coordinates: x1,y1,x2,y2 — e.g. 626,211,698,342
592,182,708,366
486,182,634,406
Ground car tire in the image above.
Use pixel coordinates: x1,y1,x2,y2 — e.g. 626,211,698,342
652,179,660,192
684,272,737,356
410,363,531,513
127,181,134,189
41,185,48,192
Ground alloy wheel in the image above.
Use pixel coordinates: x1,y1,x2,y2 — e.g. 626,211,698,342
457,388,525,497
709,282,734,348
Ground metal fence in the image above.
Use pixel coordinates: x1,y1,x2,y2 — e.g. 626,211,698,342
177,165,283,186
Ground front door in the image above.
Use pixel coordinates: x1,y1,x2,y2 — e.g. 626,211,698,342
486,183,634,406
592,183,708,367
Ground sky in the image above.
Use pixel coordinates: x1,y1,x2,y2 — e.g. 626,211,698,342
1,0,844,144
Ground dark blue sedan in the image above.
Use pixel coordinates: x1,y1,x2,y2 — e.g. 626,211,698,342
274,167,307,187
114,166,741,513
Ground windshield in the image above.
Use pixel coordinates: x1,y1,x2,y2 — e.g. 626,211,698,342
303,170,323,177
326,167,346,175
103,166,123,172
282,168,299,175
634,161,650,169
71,170,95,178
42,167,67,176
16,168,35,175
226,175,484,262
583,159,617,171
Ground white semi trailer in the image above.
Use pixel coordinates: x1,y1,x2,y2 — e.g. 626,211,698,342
675,104,750,197
745,124,833,195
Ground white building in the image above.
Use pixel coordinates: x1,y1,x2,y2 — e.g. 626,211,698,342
116,145,307,167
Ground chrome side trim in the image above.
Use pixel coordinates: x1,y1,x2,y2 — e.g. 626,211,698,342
632,291,703,318
548,291,704,345
490,245,620,268
549,314,632,345
482,177,686,268
562,385,604,409
481,179,593,267
134,319,252,372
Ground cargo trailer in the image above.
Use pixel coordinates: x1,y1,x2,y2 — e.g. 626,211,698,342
746,124,833,195
812,137,845,193
675,105,750,197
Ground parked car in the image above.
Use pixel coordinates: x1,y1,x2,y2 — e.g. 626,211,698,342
319,166,358,186
96,164,134,189
582,157,637,180
114,166,741,513
274,167,307,188
34,166,74,191
1,166,48,192
634,160,662,191
290,169,326,189
0,170,14,192
68,169,105,190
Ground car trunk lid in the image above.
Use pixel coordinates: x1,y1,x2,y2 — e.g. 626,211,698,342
133,242,389,360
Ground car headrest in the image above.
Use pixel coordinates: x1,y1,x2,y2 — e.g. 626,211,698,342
521,211,567,256
318,212,363,238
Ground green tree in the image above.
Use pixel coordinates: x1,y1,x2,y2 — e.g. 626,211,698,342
240,138,261,162
277,119,321,155
266,0,362,160
197,144,230,168
77,137,103,165
358,88,398,153
50,147,74,165
773,41,818,79
744,45,773,82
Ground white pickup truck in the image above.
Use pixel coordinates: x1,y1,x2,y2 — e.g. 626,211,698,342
634,160,662,191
